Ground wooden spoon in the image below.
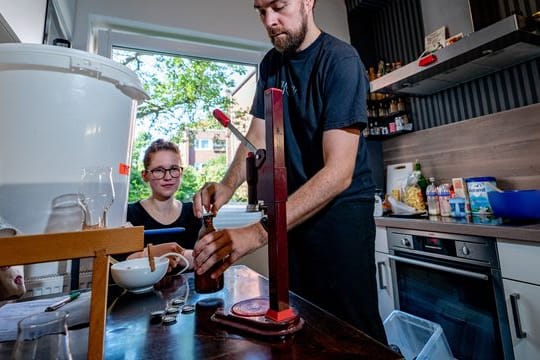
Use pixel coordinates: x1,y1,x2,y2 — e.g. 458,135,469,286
147,243,156,272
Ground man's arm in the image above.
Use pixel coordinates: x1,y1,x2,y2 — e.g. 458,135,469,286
286,126,360,229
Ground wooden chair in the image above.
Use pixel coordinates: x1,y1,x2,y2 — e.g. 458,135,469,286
0,226,144,359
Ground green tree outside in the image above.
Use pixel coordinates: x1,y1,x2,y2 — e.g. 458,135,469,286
113,49,252,203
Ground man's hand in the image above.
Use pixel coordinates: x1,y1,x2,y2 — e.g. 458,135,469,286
192,221,267,278
193,182,235,218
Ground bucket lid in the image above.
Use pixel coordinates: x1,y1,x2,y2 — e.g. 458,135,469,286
0,43,148,102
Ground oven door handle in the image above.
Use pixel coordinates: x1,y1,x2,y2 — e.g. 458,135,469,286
388,254,489,281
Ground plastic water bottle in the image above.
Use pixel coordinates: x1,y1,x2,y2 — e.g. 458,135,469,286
438,183,452,217
426,177,440,216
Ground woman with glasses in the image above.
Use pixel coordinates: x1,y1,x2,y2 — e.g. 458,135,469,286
125,139,202,272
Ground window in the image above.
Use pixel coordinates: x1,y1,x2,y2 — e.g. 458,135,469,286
194,139,212,150
96,26,260,202
213,139,226,153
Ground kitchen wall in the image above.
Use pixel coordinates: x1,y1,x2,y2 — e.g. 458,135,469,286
72,0,351,53
382,102,540,190
411,58,539,130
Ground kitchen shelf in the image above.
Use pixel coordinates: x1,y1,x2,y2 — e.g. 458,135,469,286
366,94,412,139
370,15,540,96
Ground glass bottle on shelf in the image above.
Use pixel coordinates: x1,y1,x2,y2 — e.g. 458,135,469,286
397,98,406,112
413,160,428,202
377,60,385,77
194,213,224,293
426,177,440,216
368,67,376,81
389,100,398,114
378,103,387,117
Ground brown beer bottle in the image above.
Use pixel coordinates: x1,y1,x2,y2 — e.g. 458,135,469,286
194,214,224,293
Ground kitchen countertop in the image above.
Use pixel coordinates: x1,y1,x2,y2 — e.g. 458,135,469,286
375,215,540,242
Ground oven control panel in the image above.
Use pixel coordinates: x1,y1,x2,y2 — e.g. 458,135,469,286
387,228,498,267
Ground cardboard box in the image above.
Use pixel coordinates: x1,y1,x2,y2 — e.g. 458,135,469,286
452,178,471,213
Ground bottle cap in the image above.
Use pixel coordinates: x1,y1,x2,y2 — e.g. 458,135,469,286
181,305,195,314
161,315,177,325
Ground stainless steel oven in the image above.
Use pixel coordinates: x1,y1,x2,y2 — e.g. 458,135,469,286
387,228,513,360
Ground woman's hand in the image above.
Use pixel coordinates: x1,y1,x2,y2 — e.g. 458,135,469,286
127,242,191,272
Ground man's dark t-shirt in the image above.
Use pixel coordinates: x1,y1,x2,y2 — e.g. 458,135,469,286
250,32,375,203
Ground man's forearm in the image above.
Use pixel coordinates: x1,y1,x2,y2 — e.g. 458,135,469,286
286,128,360,230
286,165,351,229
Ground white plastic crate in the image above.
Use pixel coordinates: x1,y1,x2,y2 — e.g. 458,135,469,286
384,310,454,360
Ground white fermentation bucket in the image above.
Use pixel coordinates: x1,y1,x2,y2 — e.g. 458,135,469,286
0,44,147,250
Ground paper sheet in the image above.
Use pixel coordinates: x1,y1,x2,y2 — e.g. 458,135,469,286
0,291,91,342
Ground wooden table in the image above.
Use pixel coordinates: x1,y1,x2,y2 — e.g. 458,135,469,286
1,265,402,359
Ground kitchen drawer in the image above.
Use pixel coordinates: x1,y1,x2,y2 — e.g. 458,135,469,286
503,278,540,359
498,239,540,285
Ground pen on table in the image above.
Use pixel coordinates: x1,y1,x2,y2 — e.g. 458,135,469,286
45,292,81,312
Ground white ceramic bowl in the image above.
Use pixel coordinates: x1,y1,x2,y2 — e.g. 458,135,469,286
110,252,187,294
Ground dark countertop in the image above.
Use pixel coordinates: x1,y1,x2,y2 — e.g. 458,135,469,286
1,265,402,359
375,215,540,242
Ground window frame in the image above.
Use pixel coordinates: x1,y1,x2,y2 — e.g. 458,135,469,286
94,27,267,66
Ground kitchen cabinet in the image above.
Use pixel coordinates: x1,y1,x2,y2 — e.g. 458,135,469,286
375,225,394,321
498,238,540,359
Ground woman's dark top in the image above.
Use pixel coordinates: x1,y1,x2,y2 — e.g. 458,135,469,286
126,201,201,250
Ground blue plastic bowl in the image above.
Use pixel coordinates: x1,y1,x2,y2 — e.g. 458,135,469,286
487,190,540,220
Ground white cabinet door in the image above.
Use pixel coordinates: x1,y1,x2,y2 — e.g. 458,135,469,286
375,250,394,322
498,239,540,285
375,225,388,253
503,278,540,359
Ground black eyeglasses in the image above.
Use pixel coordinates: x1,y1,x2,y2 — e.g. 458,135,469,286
146,166,183,180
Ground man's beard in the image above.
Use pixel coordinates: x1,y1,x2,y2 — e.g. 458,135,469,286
271,16,308,54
